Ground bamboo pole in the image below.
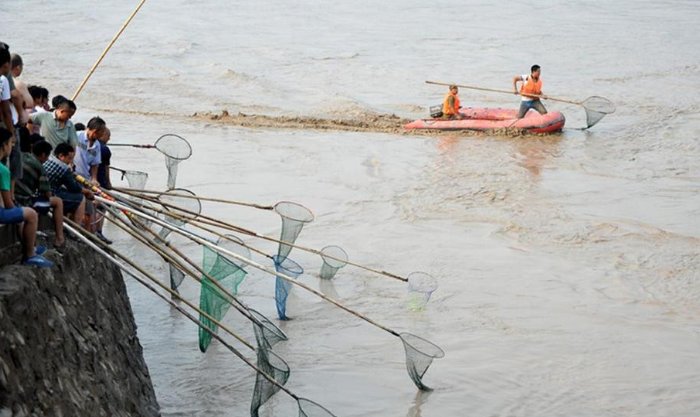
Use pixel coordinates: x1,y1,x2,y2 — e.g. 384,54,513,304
96,195,402,337
113,188,410,282
62,220,304,402
72,0,148,101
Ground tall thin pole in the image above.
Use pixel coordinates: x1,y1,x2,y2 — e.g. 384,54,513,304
71,0,148,101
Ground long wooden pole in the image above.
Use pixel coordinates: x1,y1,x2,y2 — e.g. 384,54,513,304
96,195,402,337
114,186,275,210
71,0,148,101
62,221,303,401
113,188,410,282
425,80,581,105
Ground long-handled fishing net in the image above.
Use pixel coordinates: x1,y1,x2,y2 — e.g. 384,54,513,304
96,196,444,390
156,188,202,292
66,221,336,416
110,166,149,189
275,201,314,262
407,272,439,311
576,95,616,129
273,255,304,320
425,80,616,129
110,134,192,189
319,245,349,280
198,235,252,352
114,187,441,306
101,204,328,415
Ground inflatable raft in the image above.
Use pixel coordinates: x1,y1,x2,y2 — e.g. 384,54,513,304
405,107,565,134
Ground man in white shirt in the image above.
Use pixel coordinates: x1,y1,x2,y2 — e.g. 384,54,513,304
75,116,105,183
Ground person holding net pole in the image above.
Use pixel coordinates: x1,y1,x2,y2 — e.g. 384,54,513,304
513,64,548,118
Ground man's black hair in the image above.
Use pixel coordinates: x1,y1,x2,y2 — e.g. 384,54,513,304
18,127,32,152
28,85,42,99
51,95,67,109
86,116,106,131
74,123,86,131
54,142,74,157
32,140,53,158
531,64,541,73
0,48,10,66
0,127,12,147
40,87,49,100
10,53,22,69
55,99,77,111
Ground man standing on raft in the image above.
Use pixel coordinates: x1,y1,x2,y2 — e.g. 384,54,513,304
442,85,463,120
513,65,547,118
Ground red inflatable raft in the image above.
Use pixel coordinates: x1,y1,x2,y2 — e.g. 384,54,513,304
404,107,565,134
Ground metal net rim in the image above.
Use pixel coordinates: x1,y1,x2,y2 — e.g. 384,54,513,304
399,332,445,359
583,96,616,114
155,133,193,160
320,245,349,268
262,349,290,372
272,255,304,275
274,201,315,223
407,271,438,293
297,398,338,417
248,308,288,342
157,188,203,220
217,234,252,268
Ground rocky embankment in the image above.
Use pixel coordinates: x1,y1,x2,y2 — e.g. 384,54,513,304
0,230,159,417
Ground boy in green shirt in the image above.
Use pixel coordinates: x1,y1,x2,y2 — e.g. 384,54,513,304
0,127,52,267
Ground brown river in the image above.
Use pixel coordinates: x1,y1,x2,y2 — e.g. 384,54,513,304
5,0,699,416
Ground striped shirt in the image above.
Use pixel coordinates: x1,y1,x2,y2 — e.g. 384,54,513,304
43,155,82,195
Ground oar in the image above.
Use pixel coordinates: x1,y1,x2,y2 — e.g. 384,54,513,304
425,80,615,129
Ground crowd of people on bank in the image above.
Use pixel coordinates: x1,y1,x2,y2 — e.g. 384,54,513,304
0,41,114,268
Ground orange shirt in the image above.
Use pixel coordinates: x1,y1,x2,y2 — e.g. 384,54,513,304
442,92,461,116
520,75,542,99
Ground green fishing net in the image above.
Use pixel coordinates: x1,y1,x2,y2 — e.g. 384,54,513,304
198,244,248,352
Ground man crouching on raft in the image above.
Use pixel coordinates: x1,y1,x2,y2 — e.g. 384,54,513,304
513,64,548,118
442,85,463,120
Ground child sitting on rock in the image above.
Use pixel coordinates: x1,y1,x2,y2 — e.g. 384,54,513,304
0,127,53,267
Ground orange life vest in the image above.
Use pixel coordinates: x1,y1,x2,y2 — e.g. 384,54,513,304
442,92,460,116
520,76,542,98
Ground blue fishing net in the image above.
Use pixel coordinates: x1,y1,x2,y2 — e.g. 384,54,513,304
273,255,304,320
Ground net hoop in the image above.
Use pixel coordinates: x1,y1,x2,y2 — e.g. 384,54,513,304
583,96,616,114
248,308,288,345
154,133,192,160
217,234,252,269
407,272,438,294
320,245,349,269
274,201,315,223
157,188,202,226
400,332,445,359
272,255,304,276
298,398,338,417
122,170,148,189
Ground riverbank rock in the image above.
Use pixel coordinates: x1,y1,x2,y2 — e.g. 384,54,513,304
0,237,160,417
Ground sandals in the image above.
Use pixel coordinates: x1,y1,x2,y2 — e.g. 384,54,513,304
23,255,54,268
